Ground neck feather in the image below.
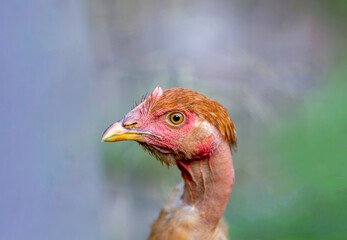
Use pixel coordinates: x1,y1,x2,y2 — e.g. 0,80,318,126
176,139,234,228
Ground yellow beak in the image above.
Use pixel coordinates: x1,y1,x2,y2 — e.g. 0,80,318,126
102,120,161,142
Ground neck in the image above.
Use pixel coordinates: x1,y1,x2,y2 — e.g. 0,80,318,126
176,140,235,228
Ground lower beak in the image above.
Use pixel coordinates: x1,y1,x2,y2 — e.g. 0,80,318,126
102,120,160,142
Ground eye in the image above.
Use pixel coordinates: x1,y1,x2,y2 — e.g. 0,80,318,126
167,112,184,125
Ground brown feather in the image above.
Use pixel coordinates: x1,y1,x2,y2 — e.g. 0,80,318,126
149,88,237,150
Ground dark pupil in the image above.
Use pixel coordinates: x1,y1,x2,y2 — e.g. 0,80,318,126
172,114,181,122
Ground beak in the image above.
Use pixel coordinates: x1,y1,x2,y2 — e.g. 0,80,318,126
101,120,161,142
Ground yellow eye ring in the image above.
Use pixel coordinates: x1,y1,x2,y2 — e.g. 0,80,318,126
168,112,184,125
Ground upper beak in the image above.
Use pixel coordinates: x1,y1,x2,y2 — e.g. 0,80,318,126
101,120,161,142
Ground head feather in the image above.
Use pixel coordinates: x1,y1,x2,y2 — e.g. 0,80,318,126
145,88,237,150
133,86,163,115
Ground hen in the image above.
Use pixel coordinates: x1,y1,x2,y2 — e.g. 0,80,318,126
102,86,237,240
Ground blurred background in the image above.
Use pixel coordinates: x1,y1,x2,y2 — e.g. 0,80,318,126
1,0,346,239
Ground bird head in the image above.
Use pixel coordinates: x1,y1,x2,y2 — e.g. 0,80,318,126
102,86,236,166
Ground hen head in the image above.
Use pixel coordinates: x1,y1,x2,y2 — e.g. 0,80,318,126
102,86,236,166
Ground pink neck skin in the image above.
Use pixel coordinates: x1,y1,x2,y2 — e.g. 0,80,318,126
176,139,235,228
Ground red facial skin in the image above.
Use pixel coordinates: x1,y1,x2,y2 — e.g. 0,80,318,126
123,106,217,183
124,107,198,154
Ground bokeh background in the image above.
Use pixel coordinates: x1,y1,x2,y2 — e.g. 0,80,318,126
1,0,346,239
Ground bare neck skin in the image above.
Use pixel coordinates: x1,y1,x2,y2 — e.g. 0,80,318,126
177,139,235,228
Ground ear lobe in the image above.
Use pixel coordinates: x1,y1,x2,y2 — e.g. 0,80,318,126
151,85,163,100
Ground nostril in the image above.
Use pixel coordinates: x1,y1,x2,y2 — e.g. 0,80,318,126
123,121,138,128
